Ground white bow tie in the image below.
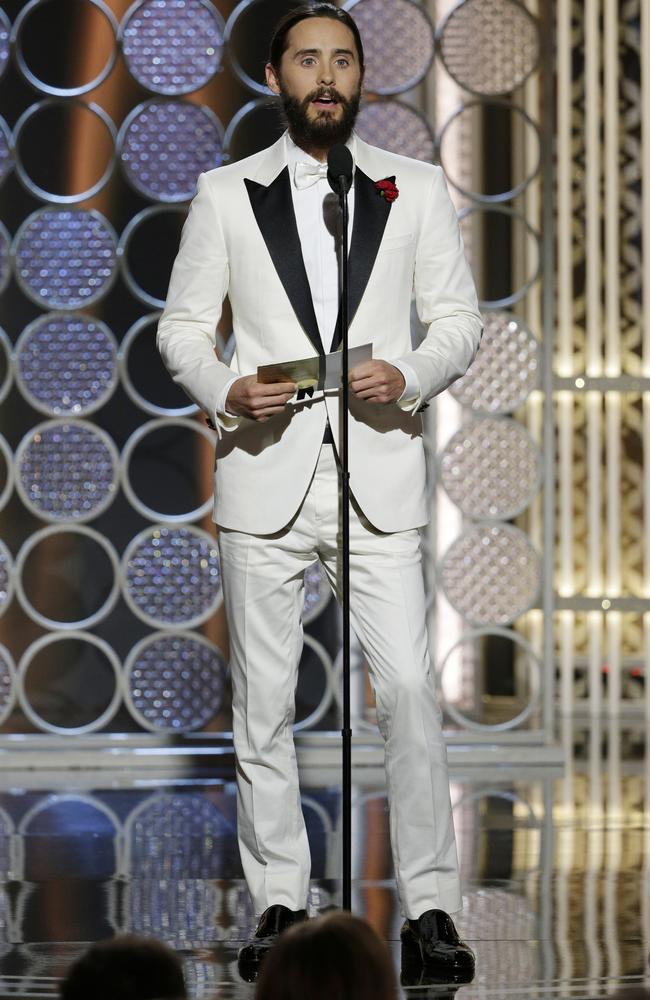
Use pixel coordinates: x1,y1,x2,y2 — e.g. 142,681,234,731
294,161,329,189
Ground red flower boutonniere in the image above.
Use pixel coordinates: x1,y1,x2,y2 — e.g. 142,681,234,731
375,176,399,203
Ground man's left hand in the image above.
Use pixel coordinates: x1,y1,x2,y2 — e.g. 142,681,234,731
349,360,405,405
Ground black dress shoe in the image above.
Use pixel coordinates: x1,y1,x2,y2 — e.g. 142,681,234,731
400,909,475,984
237,904,307,981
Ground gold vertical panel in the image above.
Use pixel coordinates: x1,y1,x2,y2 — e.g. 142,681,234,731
556,0,648,715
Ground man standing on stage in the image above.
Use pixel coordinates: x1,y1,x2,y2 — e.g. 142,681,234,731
157,1,481,981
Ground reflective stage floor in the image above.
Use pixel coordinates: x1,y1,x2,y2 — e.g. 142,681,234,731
0,724,648,999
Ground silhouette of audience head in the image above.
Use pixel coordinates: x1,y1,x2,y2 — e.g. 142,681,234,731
255,911,398,1000
60,934,186,1000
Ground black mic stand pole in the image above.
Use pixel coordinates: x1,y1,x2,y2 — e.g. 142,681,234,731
339,176,352,913
332,166,352,913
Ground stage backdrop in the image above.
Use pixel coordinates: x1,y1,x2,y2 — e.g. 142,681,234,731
0,0,557,756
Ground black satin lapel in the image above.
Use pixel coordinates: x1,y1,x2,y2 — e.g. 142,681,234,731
245,169,323,357
329,167,392,352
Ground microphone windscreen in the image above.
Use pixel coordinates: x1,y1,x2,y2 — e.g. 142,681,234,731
327,145,353,194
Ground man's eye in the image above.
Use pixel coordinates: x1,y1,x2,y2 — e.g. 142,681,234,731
336,59,350,67
302,57,316,65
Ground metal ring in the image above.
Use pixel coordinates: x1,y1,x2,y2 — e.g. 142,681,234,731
0,538,14,621
223,0,273,97
0,434,14,515
0,644,16,727
458,204,542,309
12,0,119,97
437,99,542,203
117,205,186,309
0,326,13,405
222,97,278,164
0,116,14,189
438,626,542,732
0,9,11,86
121,417,215,523
118,312,198,418
15,524,120,630
294,634,335,733
17,793,123,882
0,221,11,297
18,631,123,735
13,99,117,204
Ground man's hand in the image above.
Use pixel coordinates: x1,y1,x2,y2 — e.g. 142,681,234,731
349,360,405,405
226,376,297,422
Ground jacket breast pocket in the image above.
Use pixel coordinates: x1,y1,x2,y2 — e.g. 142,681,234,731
378,232,415,253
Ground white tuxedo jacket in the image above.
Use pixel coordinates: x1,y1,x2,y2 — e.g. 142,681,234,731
157,134,482,535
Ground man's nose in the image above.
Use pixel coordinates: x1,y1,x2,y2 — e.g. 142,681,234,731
319,68,334,85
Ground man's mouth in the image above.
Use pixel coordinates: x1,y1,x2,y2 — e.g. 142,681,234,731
312,93,339,109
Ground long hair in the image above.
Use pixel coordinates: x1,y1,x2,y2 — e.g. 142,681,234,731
269,3,365,74
255,912,398,1000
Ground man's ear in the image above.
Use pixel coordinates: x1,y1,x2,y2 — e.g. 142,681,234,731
265,62,281,95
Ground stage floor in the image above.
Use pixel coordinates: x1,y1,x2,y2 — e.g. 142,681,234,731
0,727,648,999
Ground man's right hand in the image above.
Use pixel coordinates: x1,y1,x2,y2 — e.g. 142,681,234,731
225,376,297,422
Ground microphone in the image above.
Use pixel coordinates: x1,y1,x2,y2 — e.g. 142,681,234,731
327,144,353,196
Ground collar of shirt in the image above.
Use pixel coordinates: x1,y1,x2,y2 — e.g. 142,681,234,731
285,131,357,186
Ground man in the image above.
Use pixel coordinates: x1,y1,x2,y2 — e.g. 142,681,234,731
157,2,481,981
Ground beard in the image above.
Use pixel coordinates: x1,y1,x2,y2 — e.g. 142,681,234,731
279,83,361,150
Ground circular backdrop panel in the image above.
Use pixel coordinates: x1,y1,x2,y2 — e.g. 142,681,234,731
449,310,540,414
439,523,541,626
124,631,227,732
121,524,222,629
120,0,225,96
15,312,118,416
16,419,119,522
118,99,224,202
0,10,11,83
344,0,435,95
12,208,118,310
356,100,435,163
439,416,542,520
437,0,540,96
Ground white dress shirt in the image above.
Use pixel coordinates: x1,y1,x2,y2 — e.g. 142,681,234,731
216,132,419,415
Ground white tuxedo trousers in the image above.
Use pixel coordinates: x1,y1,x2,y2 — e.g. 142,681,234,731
217,444,462,920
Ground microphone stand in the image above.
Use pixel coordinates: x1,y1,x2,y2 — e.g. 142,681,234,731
334,173,352,913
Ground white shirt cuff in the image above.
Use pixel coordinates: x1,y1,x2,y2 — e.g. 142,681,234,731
210,375,241,431
392,361,421,410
